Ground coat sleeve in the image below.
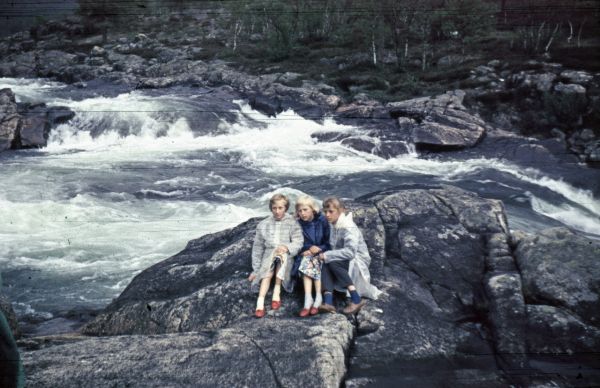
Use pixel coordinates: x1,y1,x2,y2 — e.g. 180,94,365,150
285,220,304,257
324,227,357,263
318,219,331,252
251,222,266,274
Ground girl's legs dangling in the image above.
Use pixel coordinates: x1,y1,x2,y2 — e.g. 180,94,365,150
302,275,314,310
313,280,323,308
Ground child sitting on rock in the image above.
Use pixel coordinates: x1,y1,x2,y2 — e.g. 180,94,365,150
248,193,303,318
318,197,381,315
292,195,331,317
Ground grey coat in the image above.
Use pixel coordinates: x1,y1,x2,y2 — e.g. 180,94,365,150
324,212,382,300
251,214,303,293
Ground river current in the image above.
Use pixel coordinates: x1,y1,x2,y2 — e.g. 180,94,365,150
1,77,599,330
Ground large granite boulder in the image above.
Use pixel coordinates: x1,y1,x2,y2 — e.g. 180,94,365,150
0,89,75,151
515,227,600,353
23,315,352,388
77,185,519,386
386,90,487,150
24,187,600,386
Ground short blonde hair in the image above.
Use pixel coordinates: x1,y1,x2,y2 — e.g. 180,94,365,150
295,195,320,215
322,196,345,211
269,193,290,211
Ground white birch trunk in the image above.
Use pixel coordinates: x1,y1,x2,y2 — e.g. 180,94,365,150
545,23,560,52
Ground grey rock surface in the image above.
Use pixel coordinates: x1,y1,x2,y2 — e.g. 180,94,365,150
0,88,19,151
24,315,353,388
387,90,486,150
515,227,600,327
22,186,600,387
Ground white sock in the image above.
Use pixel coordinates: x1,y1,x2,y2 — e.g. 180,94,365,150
272,284,281,301
313,293,323,308
256,297,265,310
304,294,314,309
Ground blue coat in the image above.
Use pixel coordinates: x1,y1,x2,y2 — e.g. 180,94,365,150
291,212,331,278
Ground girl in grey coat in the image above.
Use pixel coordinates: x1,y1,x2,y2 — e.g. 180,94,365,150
248,194,303,318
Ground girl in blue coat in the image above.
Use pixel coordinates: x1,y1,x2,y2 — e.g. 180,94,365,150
293,196,331,317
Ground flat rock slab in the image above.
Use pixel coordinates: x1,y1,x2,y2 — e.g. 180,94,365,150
23,315,353,388
516,227,600,326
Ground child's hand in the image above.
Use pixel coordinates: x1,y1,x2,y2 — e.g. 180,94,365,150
318,253,325,261
308,245,321,255
248,273,256,282
301,250,311,256
275,245,288,255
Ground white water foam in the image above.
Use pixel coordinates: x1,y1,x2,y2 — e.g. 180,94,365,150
0,194,262,276
0,77,66,102
530,195,600,236
5,83,599,236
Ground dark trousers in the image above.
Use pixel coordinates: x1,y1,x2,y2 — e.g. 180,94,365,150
321,260,353,292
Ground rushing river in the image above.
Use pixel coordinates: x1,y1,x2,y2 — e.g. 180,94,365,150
1,78,599,330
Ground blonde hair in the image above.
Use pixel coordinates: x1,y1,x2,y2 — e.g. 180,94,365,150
269,193,290,211
295,195,320,216
322,196,346,212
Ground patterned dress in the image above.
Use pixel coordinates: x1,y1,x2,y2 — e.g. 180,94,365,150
293,212,331,282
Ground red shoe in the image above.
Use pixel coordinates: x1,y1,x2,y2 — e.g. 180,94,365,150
271,300,281,310
255,309,265,318
309,307,318,316
299,308,309,317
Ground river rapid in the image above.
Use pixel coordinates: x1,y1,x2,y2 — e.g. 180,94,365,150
1,77,599,333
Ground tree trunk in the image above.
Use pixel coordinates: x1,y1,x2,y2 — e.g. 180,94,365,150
233,20,242,52
545,23,560,52
372,31,377,66
577,18,586,48
534,22,545,52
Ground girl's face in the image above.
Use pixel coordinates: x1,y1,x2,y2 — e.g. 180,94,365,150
271,200,287,221
324,207,341,224
297,205,314,222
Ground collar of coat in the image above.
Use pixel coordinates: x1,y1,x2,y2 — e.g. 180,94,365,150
333,211,353,230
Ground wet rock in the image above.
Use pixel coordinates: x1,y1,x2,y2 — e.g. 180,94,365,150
554,82,586,94
526,304,600,354
46,106,75,125
90,45,105,57
19,113,49,147
347,186,512,385
1,89,75,151
311,131,350,143
375,140,412,159
36,50,78,78
532,73,556,92
0,88,20,151
85,57,105,67
26,316,353,387
560,70,593,85
25,185,598,386
584,140,600,163
249,93,281,117
387,90,486,149
515,227,600,326
341,136,378,154
82,217,263,335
